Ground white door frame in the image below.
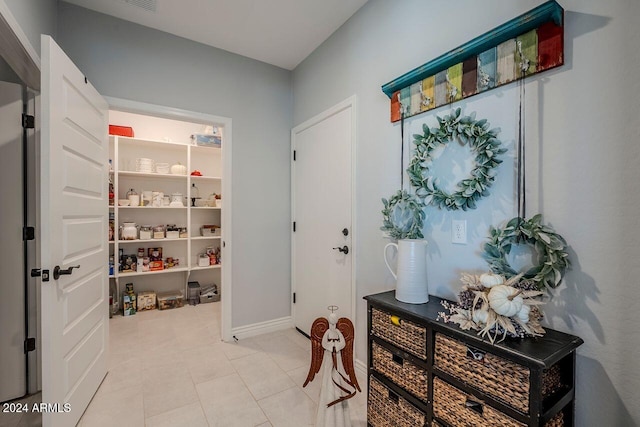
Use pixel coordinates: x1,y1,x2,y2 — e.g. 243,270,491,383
0,1,41,90
104,96,234,342
291,95,357,337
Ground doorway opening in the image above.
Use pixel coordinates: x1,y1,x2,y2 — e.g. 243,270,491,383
104,99,233,343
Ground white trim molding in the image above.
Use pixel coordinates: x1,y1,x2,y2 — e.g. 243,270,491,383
355,358,367,379
0,0,41,89
231,316,293,340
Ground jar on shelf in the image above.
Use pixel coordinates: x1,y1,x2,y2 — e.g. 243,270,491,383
139,225,152,240
152,191,164,207
166,224,179,239
126,188,139,207
153,225,165,239
170,193,184,207
122,222,138,240
198,253,210,267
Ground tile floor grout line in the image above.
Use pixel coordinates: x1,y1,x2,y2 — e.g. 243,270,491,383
231,354,273,425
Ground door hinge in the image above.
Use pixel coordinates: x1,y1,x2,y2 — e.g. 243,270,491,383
23,226,35,241
22,114,35,129
293,222,296,232
223,241,226,248
293,293,296,304
293,150,296,161
24,337,36,353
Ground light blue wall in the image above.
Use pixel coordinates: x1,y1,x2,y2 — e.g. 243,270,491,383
3,0,57,54
56,2,293,328
293,0,640,425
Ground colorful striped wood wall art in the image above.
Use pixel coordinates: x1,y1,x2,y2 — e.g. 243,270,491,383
383,0,564,122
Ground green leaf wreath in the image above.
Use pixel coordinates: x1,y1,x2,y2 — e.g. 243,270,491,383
407,108,507,211
381,190,425,240
483,214,570,291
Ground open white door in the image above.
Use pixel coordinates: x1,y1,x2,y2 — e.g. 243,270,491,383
40,35,109,427
292,97,355,336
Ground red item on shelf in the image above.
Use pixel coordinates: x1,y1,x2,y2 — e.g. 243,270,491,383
191,170,202,176
149,260,164,271
109,125,134,137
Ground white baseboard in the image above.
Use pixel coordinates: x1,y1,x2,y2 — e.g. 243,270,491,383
355,358,367,378
231,316,293,340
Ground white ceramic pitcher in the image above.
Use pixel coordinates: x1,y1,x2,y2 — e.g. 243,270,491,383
384,239,429,304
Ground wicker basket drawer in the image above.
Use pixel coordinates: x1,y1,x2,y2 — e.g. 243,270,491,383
433,377,526,427
368,375,426,427
371,307,427,359
372,341,428,401
434,333,564,414
434,333,530,412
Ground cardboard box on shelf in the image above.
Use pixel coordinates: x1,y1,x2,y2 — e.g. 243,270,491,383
149,260,164,271
123,292,136,316
137,291,156,311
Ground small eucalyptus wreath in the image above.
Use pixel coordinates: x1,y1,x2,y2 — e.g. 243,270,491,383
380,190,425,240
483,214,570,291
407,108,507,211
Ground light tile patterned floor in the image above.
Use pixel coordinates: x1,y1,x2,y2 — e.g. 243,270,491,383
76,302,368,427
0,303,367,427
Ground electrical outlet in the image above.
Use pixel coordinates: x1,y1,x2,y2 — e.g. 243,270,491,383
452,220,467,244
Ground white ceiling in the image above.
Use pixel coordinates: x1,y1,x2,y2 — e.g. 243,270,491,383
61,0,369,70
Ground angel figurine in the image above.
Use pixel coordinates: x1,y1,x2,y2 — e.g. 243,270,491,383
304,306,361,427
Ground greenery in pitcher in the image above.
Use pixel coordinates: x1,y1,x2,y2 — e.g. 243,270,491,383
381,190,426,240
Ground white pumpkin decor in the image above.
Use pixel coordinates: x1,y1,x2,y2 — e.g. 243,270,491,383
516,305,531,323
170,162,187,175
479,273,504,288
472,308,489,325
438,272,547,343
488,285,523,317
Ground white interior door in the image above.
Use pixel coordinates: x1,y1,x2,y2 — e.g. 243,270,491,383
40,35,108,427
0,81,27,402
292,97,355,335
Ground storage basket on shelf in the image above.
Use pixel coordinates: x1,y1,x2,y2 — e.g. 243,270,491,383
372,341,428,401
368,375,426,427
371,307,427,360
433,377,526,427
434,333,564,413
433,377,565,427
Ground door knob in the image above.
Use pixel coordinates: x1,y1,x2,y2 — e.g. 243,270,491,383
53,265,80,280
332,246,349,255
342,228,349,236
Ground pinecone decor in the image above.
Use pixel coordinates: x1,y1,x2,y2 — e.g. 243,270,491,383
437,272,546,343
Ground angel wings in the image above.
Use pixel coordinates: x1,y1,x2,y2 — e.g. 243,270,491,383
303,316,361,407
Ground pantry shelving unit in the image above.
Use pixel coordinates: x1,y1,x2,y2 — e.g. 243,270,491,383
109,134,224,299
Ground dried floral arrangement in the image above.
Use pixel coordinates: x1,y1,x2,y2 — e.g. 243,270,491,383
438,272,546,343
